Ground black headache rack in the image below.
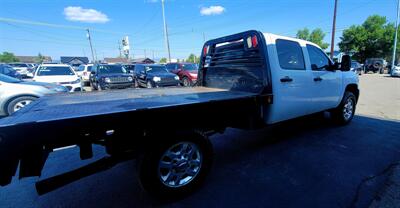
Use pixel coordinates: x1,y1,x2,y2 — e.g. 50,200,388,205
198,30,272,95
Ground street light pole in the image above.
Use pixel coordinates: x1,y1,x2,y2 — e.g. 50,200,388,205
161,0,171,63
330,0,338,59
86,29,96,63
391,0,400,73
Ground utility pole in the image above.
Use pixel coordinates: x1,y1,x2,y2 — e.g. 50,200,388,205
118,40,122,58
86,29,96,63
161,0,171,63
203,32,206,43
391,0,400,73
152,50,155,60
329,0,338,59
144,49,147,58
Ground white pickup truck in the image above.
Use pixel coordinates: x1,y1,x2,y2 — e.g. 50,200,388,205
0,30,359,199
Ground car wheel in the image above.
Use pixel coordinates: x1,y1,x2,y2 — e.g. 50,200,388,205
90,82,96,90
331,91,356,125
146,80,153,88
134,79,139,88
6,96,37,115
182,77,192,87
138,131,213,200
97,82,103,91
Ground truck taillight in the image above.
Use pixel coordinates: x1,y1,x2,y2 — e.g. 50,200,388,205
252,35,258,48
247,35,258,48
203,45,209,56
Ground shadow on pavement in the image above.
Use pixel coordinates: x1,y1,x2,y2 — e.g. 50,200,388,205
1,114,399,208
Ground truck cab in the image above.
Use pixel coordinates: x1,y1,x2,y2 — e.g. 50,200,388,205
199,31,359,125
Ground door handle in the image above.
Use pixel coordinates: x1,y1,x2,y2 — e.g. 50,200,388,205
280,76,293,82
313,77,323,82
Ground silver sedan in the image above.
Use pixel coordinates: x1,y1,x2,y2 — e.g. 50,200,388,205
0,74,68,116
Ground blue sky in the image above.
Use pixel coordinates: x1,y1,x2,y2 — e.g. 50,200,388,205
0,0,397,61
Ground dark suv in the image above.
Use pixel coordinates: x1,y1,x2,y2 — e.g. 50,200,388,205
364,58,385,74
134,64,180,88
89,64,134,90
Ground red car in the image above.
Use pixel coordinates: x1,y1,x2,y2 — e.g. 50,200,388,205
166,63,198,86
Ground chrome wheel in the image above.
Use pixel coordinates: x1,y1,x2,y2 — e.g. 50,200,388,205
343,98,354,121
13,100,32,112
158,142,202,188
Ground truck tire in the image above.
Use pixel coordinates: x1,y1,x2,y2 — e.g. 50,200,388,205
138,131,213,200
6,96,37,115
331,91,356,125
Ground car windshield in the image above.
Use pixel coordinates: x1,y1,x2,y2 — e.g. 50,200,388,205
145,66,168,73
351,62,358,68
98,65,127,74
11,63,27,67
0,74,21,83
123,65,135,71
37,66,75,76
182,64,197,71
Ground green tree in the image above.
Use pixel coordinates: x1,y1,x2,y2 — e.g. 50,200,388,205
296,28,310,40
339,15,399,63
296,28,329,49
159,58,167,63
186,54,199,63
0,52,19,63
34,53,46,63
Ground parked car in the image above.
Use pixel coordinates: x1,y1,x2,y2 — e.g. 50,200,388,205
89,64,134,90
8,63,33,78
134,64,180,88
0,74,68,116
76,64,93,86
364,58,385,74
351,61,363,75
0,64,22,79
32,64,82,92
166,63,198,86
391,65,400,77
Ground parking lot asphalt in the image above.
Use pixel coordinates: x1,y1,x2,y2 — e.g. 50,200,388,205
1,74,399,208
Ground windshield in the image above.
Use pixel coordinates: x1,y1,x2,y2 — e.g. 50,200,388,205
351,62,358,68
182,64,197,72
0,74,21,83
10,63,28,67
145,66,168,73
98,65,127,74
37,66,75,76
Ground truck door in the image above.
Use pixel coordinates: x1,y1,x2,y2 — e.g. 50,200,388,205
267,38,313,123
306,44,342,112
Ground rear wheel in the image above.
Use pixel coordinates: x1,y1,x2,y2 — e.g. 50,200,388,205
331,91,356,125
138,131,213,200
6,96,37,115
182,77,192,87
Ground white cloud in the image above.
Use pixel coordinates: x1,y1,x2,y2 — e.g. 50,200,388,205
200,6,225,16
64,6,110,23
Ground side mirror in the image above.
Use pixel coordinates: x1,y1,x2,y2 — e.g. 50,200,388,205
340,55,351,71
90,71,96,75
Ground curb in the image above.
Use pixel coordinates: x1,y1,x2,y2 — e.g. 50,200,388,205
369,163,400,208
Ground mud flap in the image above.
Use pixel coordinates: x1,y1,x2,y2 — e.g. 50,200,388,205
0,158,19,186
19,147,49,178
